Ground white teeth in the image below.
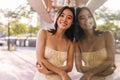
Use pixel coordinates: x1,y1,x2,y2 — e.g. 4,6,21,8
61,22,67,26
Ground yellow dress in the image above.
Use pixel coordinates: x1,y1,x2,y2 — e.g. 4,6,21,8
34,47,67,80
81,48,107,80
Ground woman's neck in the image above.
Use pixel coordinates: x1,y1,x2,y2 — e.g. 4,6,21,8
54,28,65,39
84,29,95,38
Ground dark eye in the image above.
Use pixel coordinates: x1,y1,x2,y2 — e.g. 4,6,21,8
60,14,64,17
79,17,85,20
67,16,72,20
88,15,92,18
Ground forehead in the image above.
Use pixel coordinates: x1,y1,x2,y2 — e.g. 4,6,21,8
78,9,90,16
62,9,73,16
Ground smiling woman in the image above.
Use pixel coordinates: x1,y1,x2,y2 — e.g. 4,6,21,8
34,6,75,80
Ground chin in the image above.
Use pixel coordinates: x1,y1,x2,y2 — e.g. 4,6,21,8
59,26,68,30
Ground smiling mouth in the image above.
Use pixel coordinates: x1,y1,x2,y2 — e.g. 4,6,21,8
61,22,67,26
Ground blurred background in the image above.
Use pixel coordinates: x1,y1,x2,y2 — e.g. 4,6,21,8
0,0,120,80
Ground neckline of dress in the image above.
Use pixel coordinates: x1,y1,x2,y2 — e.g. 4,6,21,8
45,46,67,53
82,48,106,53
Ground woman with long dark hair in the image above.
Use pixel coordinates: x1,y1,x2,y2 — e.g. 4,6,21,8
75,7,116,80
34,6,75,80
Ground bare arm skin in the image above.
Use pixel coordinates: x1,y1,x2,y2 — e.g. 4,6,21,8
36,29,54,75
97,31,116,76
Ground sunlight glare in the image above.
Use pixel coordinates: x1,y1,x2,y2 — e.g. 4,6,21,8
0,0,27,10
103,0,120,11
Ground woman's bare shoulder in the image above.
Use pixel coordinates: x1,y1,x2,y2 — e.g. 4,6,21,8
38,29,48,35
102,30,115,42
102,30,114,39
37,29,49,39
38,29,47,34
103,30,113,36
66,39,74,48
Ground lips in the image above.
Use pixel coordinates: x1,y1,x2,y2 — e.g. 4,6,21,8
61,22,67,26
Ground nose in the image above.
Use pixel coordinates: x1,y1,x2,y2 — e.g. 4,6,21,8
85,17,90,22
85,17,89,20
62,16,67,22
84,18,88,24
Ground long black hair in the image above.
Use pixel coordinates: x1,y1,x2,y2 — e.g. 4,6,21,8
75,7,102,42
48,6,75,41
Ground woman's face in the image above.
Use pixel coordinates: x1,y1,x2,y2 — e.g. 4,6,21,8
57,9,73,30
78,9,94,30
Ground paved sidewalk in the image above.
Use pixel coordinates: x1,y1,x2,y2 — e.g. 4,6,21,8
0,47,36,80
0,47,120,80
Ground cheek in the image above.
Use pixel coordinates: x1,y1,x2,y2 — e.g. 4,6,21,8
79,20,85,25
86,18,94,27
68,20,73,26
69,21,73,25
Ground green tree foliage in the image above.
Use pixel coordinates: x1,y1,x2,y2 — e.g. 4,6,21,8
10,21,27,35
95,6,120,33
2,3,40,37
97,22,117,31
0,25,7,37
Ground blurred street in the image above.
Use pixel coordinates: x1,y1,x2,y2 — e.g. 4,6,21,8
0,46,120,80
0,47,36,80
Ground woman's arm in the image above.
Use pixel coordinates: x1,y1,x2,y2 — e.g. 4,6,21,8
104,31,116,67
36,61,54,74
59,41,74,72
36,29,54,74
40,58,72,80
97,31,116,76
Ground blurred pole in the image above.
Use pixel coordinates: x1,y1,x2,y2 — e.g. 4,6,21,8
7,22,10,51
30,13,33,37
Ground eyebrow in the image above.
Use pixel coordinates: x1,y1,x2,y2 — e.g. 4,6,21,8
79,14,91,18
62,13,73,18
79,15,85,18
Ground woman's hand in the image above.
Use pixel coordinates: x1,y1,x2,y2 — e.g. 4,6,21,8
36,62,53,75
60,71,72,80
97,65,116,76
80,72,93,80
